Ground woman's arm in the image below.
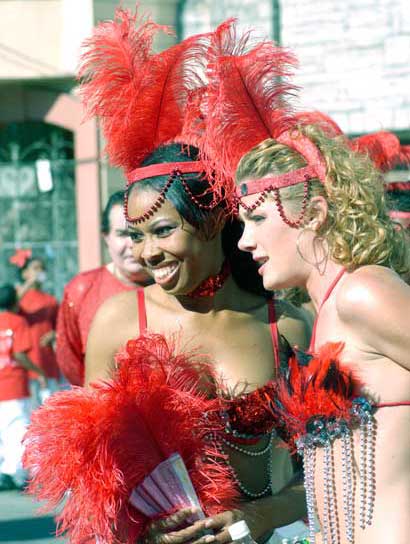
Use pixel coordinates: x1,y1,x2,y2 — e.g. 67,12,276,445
338,265,410,371
85,291,139,385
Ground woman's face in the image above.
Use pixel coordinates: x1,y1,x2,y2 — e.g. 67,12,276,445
22,259,46,284
127,188,222,295
238,193,309,291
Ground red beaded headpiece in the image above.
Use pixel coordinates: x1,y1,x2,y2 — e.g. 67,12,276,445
78,6,219,224
123,162,217,223
182,21,300,216
187,21,410,228
184,21,334,228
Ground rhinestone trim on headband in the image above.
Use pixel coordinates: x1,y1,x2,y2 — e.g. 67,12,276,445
239,178,310,229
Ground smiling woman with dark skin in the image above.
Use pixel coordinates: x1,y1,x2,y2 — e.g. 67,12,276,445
85,144,311,544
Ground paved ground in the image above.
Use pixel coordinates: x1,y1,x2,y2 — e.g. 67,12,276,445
0,490,65,544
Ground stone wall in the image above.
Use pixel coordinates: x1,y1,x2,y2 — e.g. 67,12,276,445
280,0,410,134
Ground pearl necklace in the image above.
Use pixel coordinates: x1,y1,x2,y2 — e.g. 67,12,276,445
219,431,274,499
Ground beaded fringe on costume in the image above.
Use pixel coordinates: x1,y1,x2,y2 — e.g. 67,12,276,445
296,398,376,544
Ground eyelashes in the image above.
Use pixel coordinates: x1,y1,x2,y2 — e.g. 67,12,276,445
128,224,178,243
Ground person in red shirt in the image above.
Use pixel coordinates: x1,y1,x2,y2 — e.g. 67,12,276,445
0,284,45,490
16,256,60,408
56,191,152,386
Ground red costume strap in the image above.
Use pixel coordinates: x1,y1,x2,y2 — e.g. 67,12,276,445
135,289,280,374
268,297,280,374
376,401,410,408
126,161,204,185
137,288,147,335
309,269,346,353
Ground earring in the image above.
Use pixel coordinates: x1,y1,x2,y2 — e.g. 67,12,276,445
296,228,329,276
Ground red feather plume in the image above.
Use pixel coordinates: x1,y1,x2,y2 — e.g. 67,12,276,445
398,144,410,166
185,19,299,207
78,6,210,173
270,343,362,451
23,333,238,544
350,131,409,172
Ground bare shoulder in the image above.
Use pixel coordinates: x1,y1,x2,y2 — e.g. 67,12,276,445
336,266,410,369
85,289,140,385
97,289,139,319
337,265,410,324
275,298,312,351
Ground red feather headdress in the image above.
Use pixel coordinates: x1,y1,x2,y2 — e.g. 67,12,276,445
78,6,213,223
23,333,238,544
185,19,299,209
350,131,410,172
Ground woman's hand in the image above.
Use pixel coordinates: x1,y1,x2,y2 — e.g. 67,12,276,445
196,509,244,544
143,508,245,544
143,508,210,544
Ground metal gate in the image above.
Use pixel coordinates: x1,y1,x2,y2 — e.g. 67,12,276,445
0,122,78,300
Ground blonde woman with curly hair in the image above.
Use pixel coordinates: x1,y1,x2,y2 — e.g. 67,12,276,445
232,124,410,544
196,21,410,542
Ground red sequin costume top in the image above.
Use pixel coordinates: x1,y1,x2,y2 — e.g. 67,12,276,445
19,289,59,380
56,266,136,386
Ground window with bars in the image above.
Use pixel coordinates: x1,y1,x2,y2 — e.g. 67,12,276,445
0,122,78,300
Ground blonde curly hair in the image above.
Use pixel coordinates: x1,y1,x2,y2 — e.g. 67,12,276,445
236,124,409,277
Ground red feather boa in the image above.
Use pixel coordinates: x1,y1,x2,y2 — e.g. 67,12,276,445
23,334,238,543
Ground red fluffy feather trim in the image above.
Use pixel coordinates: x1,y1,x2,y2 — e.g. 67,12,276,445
270,343,362,451
78,6,210,172
24,333,238,544
185,19,299,209
385,181,410,192
350,131,410,172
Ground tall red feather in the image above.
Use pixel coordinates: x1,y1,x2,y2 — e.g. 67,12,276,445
24,334,238,544
78,6,210,173
184,19,299,206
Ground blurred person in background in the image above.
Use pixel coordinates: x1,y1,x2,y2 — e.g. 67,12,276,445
56,190,152,386
386,181,410,231
0,284,45,490
10,251,60,409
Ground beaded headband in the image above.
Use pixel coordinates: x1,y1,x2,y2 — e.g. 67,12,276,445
236,132,327,227
124,161,220,223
